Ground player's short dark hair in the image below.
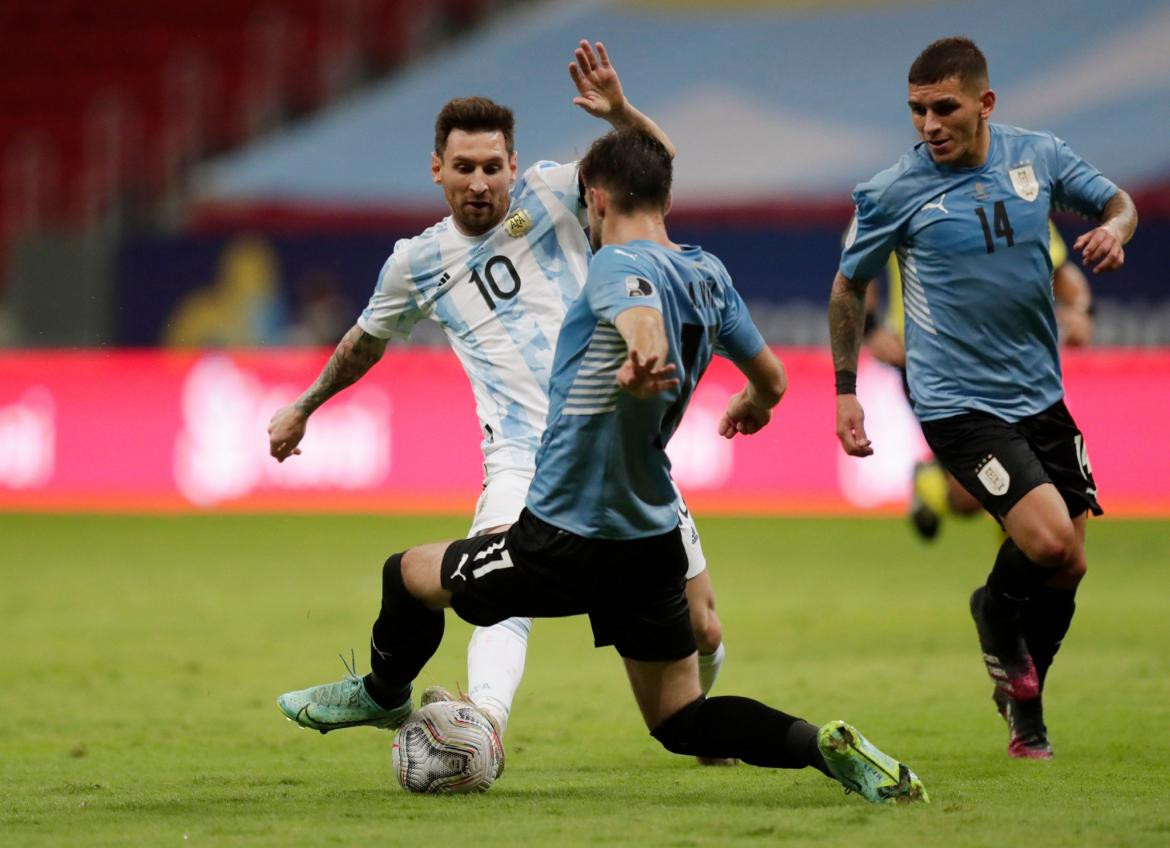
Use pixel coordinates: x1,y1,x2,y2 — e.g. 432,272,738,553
908,37,989,90
434,97,515,157
579,130,672,214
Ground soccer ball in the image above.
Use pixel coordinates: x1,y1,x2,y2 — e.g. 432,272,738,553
392,700,505,794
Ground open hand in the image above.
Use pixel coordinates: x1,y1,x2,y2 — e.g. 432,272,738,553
617,350,679,399
569,40,625,119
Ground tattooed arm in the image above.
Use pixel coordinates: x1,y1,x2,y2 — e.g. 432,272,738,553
828,271,874,457
1073,188,1137,275
268,324,389,461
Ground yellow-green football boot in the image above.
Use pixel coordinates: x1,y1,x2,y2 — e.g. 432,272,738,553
817,721,929,805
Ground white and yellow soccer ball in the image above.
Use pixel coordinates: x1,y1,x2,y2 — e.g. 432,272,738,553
392,700,505,794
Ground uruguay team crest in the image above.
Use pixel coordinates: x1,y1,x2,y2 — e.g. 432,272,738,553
976,454,1011,496
504,209,533,238
1008,164,1040,202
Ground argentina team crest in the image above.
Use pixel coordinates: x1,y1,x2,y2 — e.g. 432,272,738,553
503,209,533,237
1008,164,1040,202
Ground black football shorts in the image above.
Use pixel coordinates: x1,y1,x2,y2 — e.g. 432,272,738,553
920,399,1101,522
439,508,695,662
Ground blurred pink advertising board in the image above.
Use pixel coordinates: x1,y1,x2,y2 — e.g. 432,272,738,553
1,348,1167,515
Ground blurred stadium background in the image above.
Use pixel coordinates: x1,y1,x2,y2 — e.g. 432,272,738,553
4,5,1170,846
2,0,1169,515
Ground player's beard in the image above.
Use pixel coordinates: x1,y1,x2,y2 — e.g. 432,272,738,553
454,200,505,236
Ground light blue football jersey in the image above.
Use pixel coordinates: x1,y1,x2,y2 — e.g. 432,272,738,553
526,241,765,539
358,162,590,479
840,123,1118,422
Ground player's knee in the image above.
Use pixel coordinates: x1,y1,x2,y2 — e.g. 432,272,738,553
1060,554,1087,585
1023,526,1078,569
382,552,410,600
649,696,705,755
690,608,722,655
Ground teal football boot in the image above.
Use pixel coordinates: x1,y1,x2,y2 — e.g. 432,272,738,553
278,653,412,734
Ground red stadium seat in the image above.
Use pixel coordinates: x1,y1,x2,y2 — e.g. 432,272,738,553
0,0,515,284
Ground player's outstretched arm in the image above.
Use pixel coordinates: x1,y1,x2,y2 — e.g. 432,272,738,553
614,307,679,398
719,347,786,439
268,323,388,461
1073,189,1138,275
568,40,676,159
828,271,874,457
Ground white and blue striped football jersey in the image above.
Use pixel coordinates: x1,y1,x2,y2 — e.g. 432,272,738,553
358,161,590,479
839,124,1117,423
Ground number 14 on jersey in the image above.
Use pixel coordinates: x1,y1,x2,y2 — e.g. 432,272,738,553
974,201,1015,253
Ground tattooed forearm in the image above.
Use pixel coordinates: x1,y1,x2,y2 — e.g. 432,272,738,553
828,272,869,373
294,325,388,415
1100,189,1138,245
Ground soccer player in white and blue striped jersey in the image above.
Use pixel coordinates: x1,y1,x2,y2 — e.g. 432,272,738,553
268,42,727,743
828,37,1138,759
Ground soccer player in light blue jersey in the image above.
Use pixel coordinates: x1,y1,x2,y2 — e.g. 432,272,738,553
828,37,1138,759
276,130,929,805
268,42,731,751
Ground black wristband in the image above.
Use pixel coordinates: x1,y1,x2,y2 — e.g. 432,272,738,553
835,369,857,395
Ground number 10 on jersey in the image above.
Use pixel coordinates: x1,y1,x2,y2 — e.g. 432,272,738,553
469,256,523,310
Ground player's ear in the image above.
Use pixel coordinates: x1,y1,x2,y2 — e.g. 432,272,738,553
664,191,673,217
590,187,607,218
508,150,518,185
431,152,442,184
979,88,996,119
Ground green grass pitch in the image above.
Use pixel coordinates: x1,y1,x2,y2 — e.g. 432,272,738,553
3,513,1169,846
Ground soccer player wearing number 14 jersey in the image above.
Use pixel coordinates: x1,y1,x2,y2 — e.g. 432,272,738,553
829,37,1138,759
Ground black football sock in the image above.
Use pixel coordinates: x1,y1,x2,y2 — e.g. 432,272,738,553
983,537,1050,620
364,552,444,710
650,696,831,776
1022,585,1077,689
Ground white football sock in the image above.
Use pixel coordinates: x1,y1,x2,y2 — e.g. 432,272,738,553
467,617,532,735
698,641,725,694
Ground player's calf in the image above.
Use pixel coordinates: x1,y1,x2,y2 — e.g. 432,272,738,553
649,695,927,804
970,585,1040,702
